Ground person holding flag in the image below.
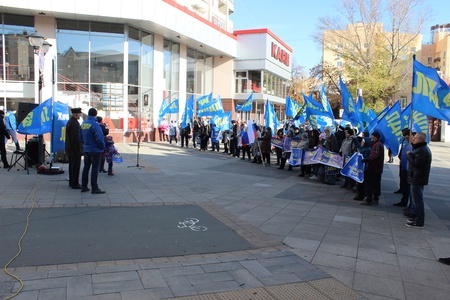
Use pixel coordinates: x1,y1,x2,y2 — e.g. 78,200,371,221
258,127,272,166
360,131,384,206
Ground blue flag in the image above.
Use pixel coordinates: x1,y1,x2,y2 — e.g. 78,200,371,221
196,93,213,110
376,101,402,156
264,100,280,135
158,100,168,124
52,101,69,153
161,99,179,114
356,95,376,125
340,153,364,183
340,78,363,131
303,92,328,128
18,98,53,135
286,96,303,118
236,93,253,112
412,60,450,122
366,105,389,133
400,103,429,141
197,95,224,117
319,86,335,121
212,111,231,131
181,95,194,128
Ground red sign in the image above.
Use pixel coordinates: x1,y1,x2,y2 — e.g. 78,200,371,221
271,42,290,66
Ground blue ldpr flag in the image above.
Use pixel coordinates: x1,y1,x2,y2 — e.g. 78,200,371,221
264,100,280,135
196,93,213,110
158,100,168,124
286,96,303,118
161,99,179,114
181,95,194,128
366,105,389,133
340,78,363,131
412,60,450,122
236,93,253,112
356,95,376,125
18,98,53,135
319,86,335,121
197,95,224,117
52,101,69,153
400,103,429,142
376,101,402,156
303,92,328,129
340,153,364,183
212,111,231,131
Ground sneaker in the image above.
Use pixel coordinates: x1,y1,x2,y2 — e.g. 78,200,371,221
406,219,415,225
406,223,424,228
309,175,318,180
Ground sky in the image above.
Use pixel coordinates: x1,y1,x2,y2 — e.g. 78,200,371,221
230,0,450,73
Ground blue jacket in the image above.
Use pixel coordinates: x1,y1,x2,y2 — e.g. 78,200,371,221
81,116,105,153
5,111,17,130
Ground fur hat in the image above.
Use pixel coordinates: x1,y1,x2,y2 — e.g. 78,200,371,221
71,107,82,114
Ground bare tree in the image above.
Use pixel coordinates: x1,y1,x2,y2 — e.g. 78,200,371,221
313,0,431,111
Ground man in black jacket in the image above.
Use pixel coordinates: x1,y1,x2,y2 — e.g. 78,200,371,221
0,110,11,168
405,132,432,228
65,108,83,189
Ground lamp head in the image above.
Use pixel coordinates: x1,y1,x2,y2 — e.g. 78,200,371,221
27,31,45,54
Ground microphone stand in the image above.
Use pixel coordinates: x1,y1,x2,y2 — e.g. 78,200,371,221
127,131,144,169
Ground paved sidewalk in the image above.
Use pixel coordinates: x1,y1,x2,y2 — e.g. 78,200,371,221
1,141,449,300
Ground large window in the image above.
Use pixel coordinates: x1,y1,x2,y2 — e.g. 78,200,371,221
56,19,155,130
163,39,180,119
262,71,287,98
0,14,35,82
186,47,213,100
235,71,247,93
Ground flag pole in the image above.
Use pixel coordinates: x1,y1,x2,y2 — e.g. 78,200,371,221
409,55,416,147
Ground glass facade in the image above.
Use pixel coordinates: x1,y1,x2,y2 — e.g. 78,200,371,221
186,47,214,102
262,71,286,98
56,19,154,130
0,13,35,109
163,39,180,119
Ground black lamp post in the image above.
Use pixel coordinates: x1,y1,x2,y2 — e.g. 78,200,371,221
27,31,52,166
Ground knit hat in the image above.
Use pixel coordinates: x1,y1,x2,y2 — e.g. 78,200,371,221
371,131,381,139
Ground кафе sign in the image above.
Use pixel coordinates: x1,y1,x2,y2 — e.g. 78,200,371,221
271,42,290,67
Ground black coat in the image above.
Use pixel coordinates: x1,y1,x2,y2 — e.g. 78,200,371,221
65,116,82,155
0,115,10,142
407,142,432,186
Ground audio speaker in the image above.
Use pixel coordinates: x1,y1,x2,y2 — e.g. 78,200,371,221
17,102,39,125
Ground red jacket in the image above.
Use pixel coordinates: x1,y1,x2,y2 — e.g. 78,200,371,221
362,139,384,174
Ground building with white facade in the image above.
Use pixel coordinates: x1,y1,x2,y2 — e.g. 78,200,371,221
0,0,292,142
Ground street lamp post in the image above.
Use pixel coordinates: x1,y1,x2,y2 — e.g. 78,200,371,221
27,32,52,166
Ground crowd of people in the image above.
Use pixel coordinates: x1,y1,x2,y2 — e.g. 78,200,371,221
158,118,433,232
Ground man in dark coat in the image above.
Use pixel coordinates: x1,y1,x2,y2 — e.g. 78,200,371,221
406,132,432,228
0,110,11,168
65,108,83,189
361,131,384,206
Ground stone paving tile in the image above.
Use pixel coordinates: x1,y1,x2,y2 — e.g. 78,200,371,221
164,275,198,297
193,280,242,294
38,287,67,299
120,287,174,300
227,269,264,289
12,277,67,292
67,275,93,298
200,261,242,273
92,270,141,284
93,279,144,295
353,272,405,300
159,266,205,277
239,260,272,278
138,269,168,289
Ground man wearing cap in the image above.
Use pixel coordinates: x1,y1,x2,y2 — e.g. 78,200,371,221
65,108,83,189
361,131,384,206
81,108,106,194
